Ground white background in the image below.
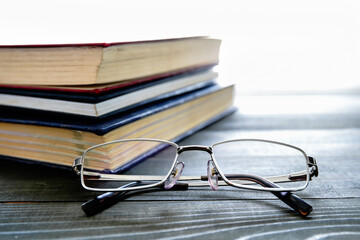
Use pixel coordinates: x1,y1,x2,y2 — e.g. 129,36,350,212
1,0,359,94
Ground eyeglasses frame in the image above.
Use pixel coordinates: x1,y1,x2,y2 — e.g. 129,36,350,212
74,138,316,193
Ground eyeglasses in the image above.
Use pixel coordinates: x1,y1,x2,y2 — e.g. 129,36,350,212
73,138,318,217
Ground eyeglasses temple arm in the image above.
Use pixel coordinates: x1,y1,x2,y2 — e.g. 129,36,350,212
221,156,318,216
280,156,317,216
81,187,130,217
81,182,189,217
272,191,312,216
216,173,314,216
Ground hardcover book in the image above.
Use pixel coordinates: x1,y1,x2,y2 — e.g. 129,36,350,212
0,37,221,86
0,68,217,117
0,85,235,171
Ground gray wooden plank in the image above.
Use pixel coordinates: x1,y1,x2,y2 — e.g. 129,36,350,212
0,199,359,240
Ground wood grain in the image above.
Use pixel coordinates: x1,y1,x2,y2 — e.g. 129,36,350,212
0,199,359,240
1,94,359,239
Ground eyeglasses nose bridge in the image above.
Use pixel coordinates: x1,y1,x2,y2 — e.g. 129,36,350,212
177,145,213,154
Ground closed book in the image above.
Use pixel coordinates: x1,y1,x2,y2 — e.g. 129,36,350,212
0,85,235,171
0,68,217,117
0,37,221,86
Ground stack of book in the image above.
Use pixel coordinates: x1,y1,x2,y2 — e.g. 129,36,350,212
0,37,235,171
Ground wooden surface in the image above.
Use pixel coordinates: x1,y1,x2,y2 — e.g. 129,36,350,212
1,93,360,239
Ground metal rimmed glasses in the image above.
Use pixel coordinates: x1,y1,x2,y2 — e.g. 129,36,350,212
73,138,318,216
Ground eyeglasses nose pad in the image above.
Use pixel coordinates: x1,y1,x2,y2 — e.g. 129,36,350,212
207,160,218,190
164,161,185,189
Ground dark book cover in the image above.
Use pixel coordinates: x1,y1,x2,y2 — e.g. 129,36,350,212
0,84,231,135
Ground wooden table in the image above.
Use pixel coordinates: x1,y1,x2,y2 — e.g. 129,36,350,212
1,93,360,239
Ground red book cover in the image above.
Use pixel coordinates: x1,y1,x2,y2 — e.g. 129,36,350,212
0,36,202,48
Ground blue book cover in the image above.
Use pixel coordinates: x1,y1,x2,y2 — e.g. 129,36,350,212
0,84,234,135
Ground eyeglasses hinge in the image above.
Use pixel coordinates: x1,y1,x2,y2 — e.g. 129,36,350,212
72,157,82,175
308,156,319,179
